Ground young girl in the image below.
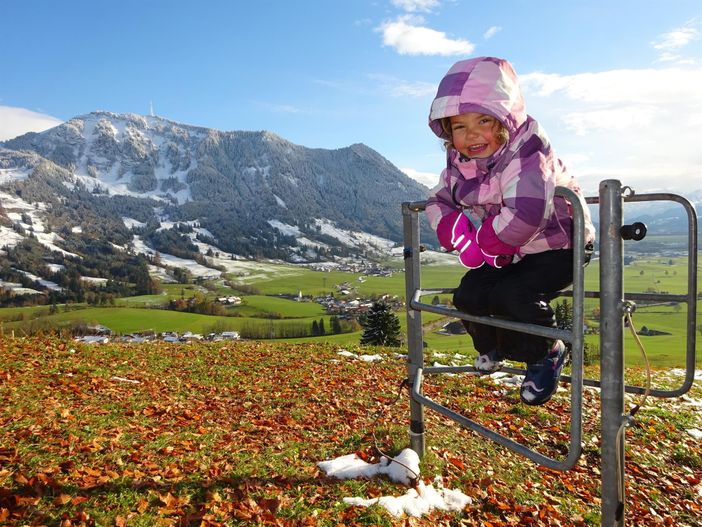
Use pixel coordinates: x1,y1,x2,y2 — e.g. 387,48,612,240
425,56,595,405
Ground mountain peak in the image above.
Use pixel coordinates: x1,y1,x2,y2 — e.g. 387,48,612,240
0,109,431,264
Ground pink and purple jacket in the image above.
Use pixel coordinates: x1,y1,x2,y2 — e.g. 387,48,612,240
426,57,595,258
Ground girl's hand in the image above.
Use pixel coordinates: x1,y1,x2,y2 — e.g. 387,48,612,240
436,211,485,269
476,216,518,268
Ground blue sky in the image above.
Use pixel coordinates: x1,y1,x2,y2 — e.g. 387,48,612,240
1,0,701,194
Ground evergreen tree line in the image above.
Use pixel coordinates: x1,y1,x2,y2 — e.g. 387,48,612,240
239,316,357,340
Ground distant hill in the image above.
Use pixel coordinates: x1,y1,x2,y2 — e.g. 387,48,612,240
0,112,433,299
1,112,431,259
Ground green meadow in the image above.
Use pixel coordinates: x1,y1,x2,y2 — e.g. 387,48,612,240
1,249,700,369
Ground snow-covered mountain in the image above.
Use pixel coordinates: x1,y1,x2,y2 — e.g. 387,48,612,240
0,111,433,296
1,111,431,252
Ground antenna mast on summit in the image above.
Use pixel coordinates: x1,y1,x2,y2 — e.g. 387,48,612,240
150,101,155,117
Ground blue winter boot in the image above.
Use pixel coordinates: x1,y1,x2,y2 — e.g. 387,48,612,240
519,340,567,405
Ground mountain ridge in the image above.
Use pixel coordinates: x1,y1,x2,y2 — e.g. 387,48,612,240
0,111,433,300
1,111,431,258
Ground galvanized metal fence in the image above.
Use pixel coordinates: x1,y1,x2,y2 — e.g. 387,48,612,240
401,179,698,526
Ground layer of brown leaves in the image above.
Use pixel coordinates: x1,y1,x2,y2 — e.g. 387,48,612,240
0,336,700,526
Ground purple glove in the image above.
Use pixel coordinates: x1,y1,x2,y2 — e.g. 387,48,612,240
476,216,518,268
436,211,484,269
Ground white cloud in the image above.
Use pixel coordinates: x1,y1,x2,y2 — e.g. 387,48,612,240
391,0,440,13
561,105,658,136
377,16,475,56
519,67,702,194
0,106,63,141
255,101,302,114
651,20,700,63
652,20,699,50
402,167,439,188
483,26,502,40
367,74,436,97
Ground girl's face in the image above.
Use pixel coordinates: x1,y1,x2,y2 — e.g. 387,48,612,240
449,112,503,159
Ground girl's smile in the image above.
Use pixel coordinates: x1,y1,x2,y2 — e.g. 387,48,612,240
449,112,503,159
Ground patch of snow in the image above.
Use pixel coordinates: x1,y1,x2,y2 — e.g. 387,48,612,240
268,219,300,237
686,428,702,440
335,350,383,362
75,335,109,344
193,226,215,239
0,281,42,295
34,232,79,258
0,226,25,251
667,368,702,381
681,395,702,408
343,477,472,518
0,190,37,211
15,270,63,291
0,167,31,184
71,226,82,234
359,354,383,362
273,194,287,208
110,376,140,384
148,264,176,283
131,235,221,279
492,373,524,386
318,449,419,486
318,449,472,518
46,263,66,273
122,217,146,229
81,276,108,285
313,218,395,251
420,249,463,266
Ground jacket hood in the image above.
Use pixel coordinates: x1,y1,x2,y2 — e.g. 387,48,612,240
428,56,527,141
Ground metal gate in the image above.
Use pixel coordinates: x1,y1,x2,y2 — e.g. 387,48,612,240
401,179,698,526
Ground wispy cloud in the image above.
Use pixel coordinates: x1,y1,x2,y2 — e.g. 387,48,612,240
255,102,303,114
0,106,63,141
651,19,699,63
367,74,436,97
391,0,440,13
401,167,439,188
377,15,474,56
519,67,702,192
483,26,502,40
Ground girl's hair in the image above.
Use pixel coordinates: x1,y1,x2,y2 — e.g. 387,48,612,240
440,116,509,151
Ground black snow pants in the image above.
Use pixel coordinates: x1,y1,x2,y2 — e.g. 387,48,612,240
452,249,574,364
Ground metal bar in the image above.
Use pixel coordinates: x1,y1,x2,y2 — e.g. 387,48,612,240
411,368,582,470
411,295,572,341
403,186,586,472
586,192,698,397
599,180,626,526
413,289,687,397
402,202,426,458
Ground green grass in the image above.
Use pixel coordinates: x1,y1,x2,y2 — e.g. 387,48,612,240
0,307,338,337
1,252,700,368
227,295,326,318
1,336,699,526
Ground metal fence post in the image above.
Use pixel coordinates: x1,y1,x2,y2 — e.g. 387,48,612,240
599,180,626,526
402,202,425,457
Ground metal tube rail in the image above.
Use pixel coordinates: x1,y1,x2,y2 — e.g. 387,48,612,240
403,180,698,527
403,197,426,456
403,186,587,471
583,191,698,398
409,190,699,399
599,180,626,526
410,366,583,470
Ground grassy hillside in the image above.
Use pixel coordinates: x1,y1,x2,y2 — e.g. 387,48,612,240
1,337,700,526
1,253,700,368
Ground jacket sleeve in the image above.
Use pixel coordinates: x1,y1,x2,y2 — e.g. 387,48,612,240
425,167,460,231
490,147,557,248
